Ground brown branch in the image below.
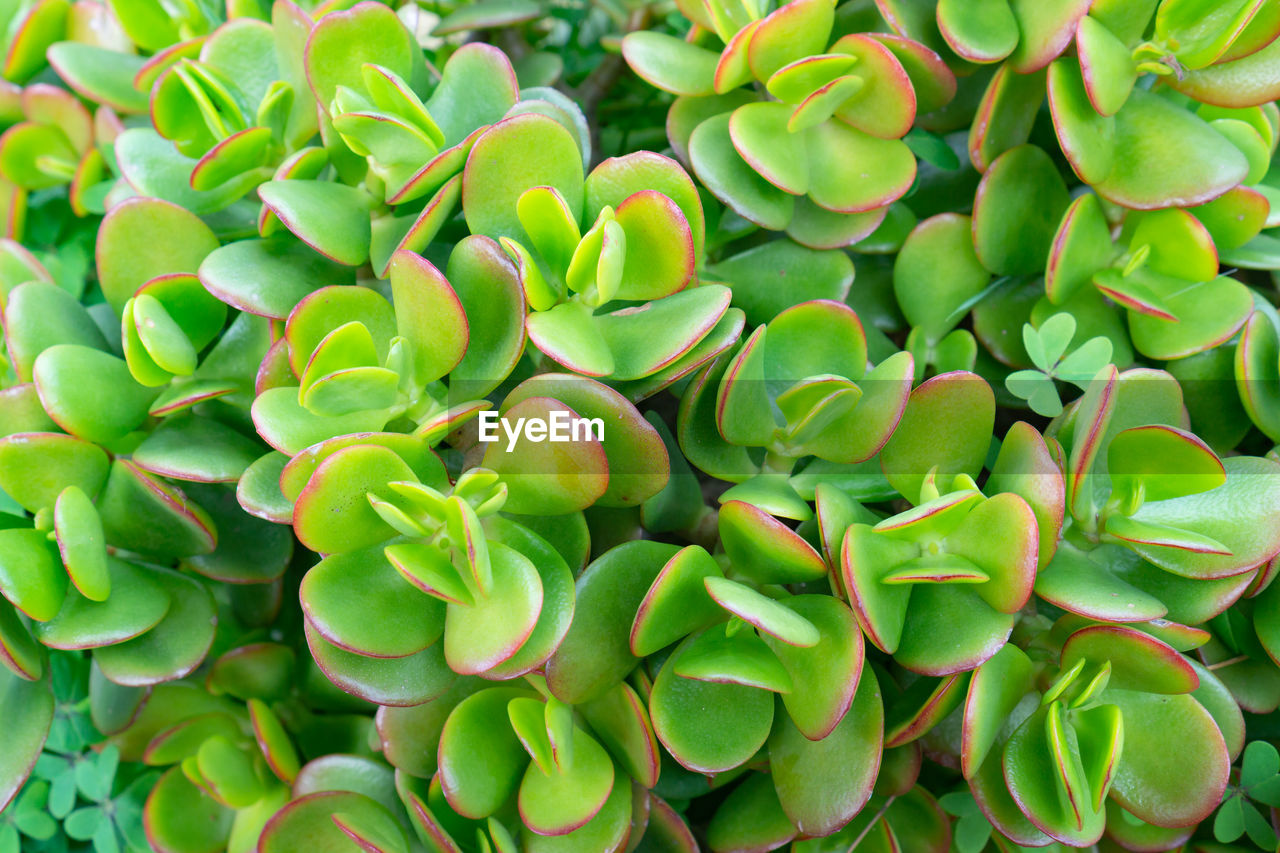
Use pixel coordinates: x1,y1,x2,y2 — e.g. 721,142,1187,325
844,797,896,853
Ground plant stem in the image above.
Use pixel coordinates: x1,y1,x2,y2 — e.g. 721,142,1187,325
844,797,896,852
571,6,650,163
1207,654,1250,671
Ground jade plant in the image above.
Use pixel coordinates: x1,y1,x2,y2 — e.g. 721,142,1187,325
3,0,1280,850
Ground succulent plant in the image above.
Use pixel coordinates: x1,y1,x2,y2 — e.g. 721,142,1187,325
2,0,1280,850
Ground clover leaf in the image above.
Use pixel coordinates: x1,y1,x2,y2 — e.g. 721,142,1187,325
1005,313,1113,416
1216,741,1280,849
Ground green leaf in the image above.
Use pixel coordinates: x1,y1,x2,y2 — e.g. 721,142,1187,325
1216,793,1246,842
1241,741,1279,789
649,636,774,773
621,32,719,97
1244,798,1277,848
438,687,535,818
703,578,819,647
768,665,883,835
904,127,959,170
463,114,584,246
546,541,680,703
64,806,104,840
258,181,374,266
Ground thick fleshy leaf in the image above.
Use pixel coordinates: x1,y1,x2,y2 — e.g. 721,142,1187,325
630,545,723,657
961,643,1035,777
1008,0,1091,72
769,665,883,835
0,665,53,811
828,34,917,138
585,150,706,266
1002,702,1107,846
896,583,1015,675
518,722,615,834
689,112,795,231
376,679,485,780
93,568,216,686
463,114,584,245
1076,16,1137,117
708,239,853,327
259,791,406,853
1107,425,1225,505
33,559,168,649
280,434,446,505
937,0,1017,63
387,250,467,386
1104,688,1229,826
305,620,453,707
0,529,66,622
1045,192,1115,305
841,523,915,653
649,636,774,773
578,682,660,788
743,0,831,78
199,237,355,320
945,492,1037,613
526,300,614,377
482,396,609,515
115,128,263,215
185,482,292,585
547,541,680,703
438,686,537,818
96,197,219,315
1127,275,1253,361
293,443,418,554
501,374,667,507
593,284,731,381
806,119,916,213
621,32,718,97
972,144,1070,276
444,543,542,675
894,213,989,343
303,0,420,107
33,346,160,444
0,596,42,680
885,672,968,749
0,385,57,437
762,595,864,740
987,420,1065,568
520,770,632,853
47,42,147,112
301,543,445,658
880,371,994,503
477,518,575,681
1061,625,1198,694
707,773,796,853
1170,27,1280,107
417,43,517,149
1123,456,1280,579
1094,89,1250,209
258,181,373,266
719,499,826,584
96,461,216,558
132,415,263,483
703,578,820,647
4,281,108,383
1034,542,1167,622
447,236,526,399
0,432,108,514
969,63,1046,173
143,766,234,853
608,190,694,301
